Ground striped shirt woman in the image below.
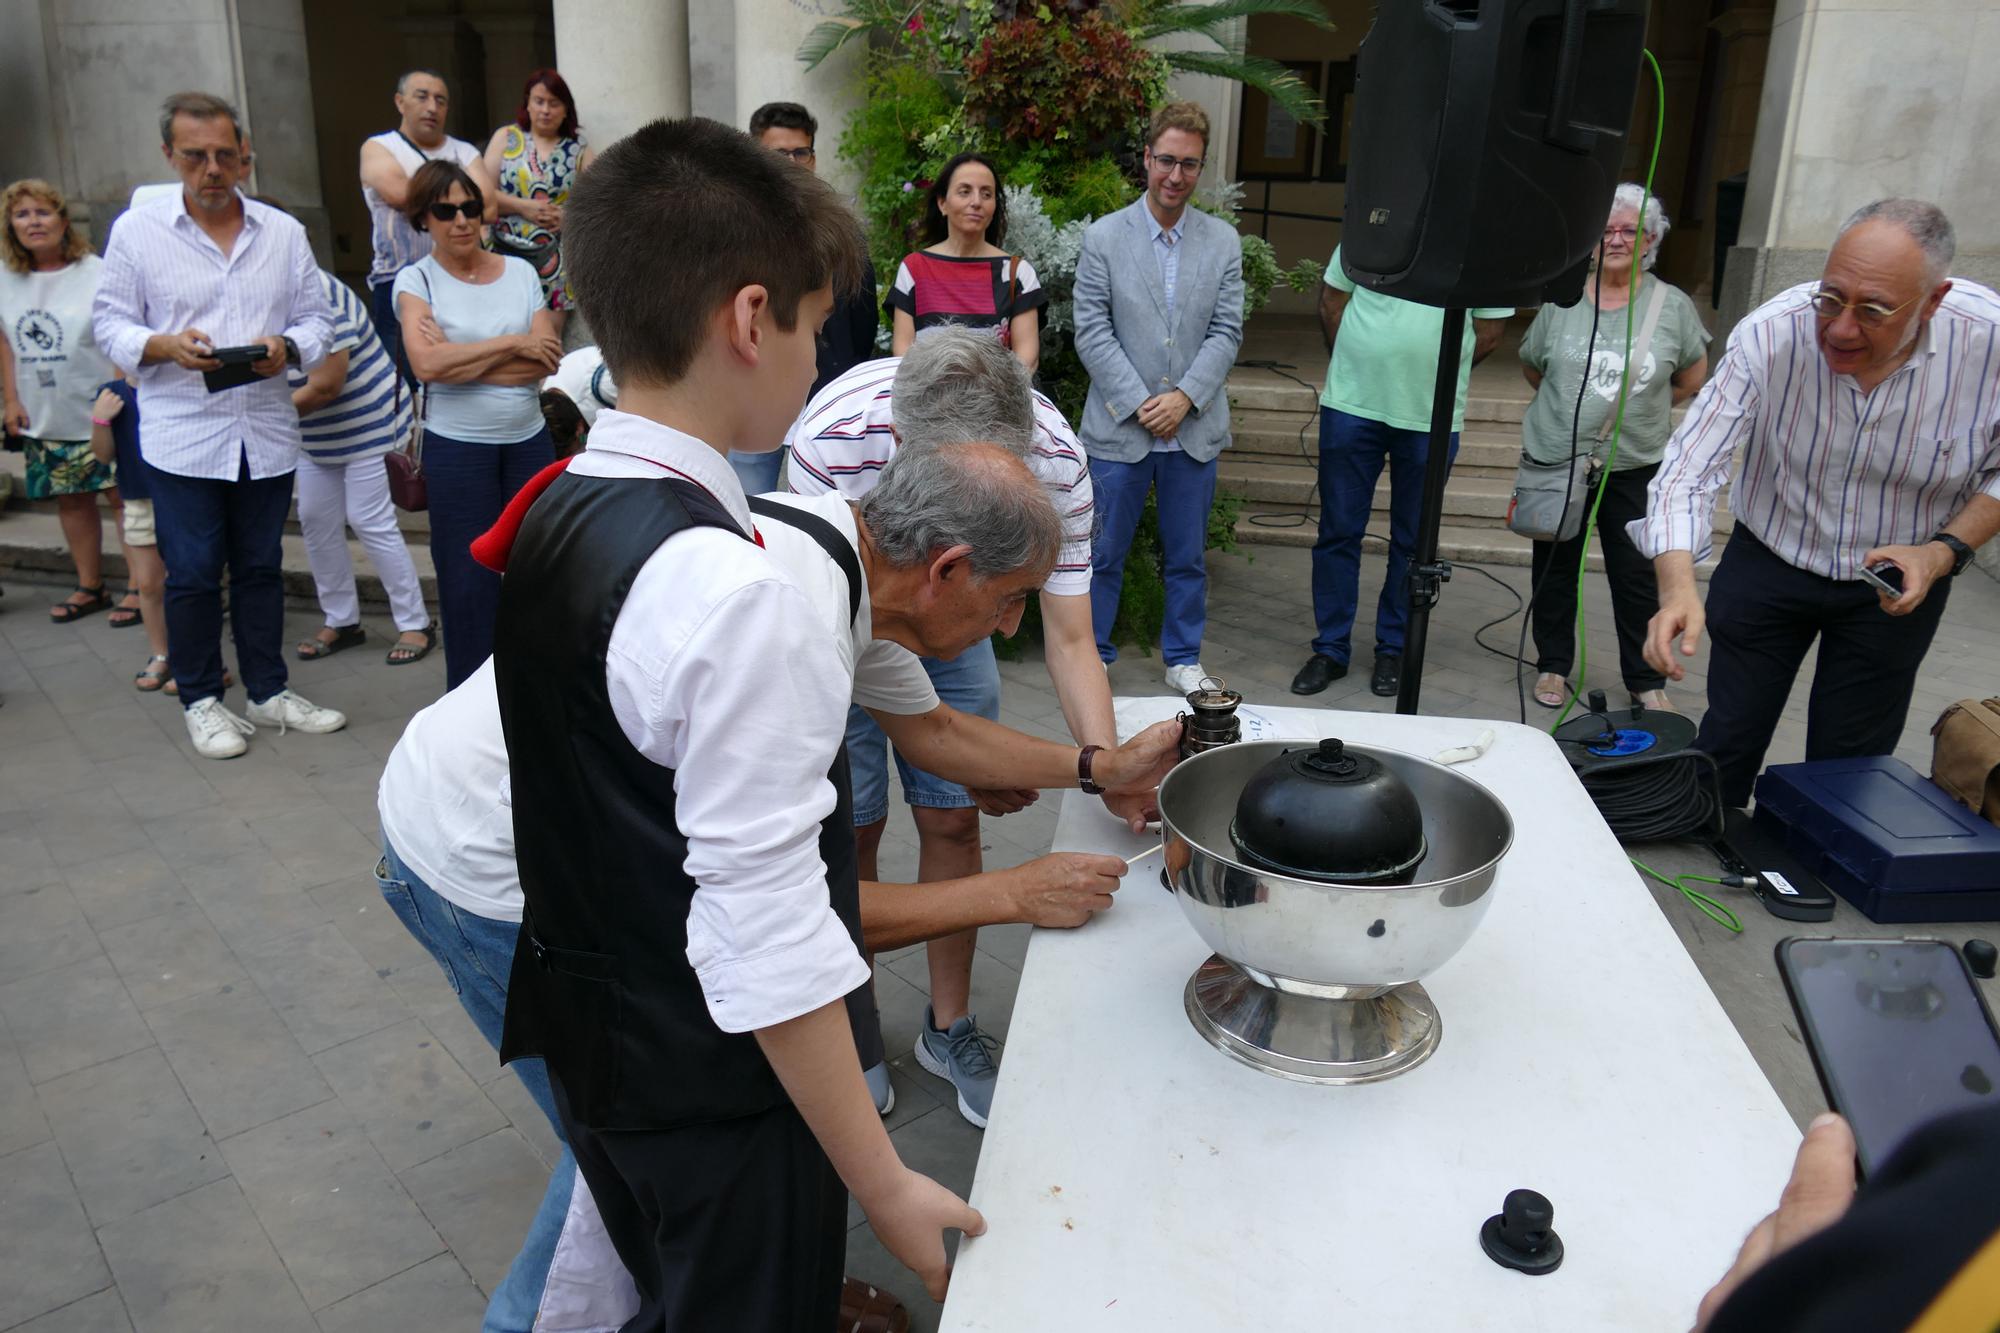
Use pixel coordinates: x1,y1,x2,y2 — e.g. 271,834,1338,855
288,269,433,663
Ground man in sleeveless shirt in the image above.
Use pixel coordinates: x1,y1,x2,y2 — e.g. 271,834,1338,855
358,69,495,385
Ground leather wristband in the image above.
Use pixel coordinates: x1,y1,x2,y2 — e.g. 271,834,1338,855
1077,745,1105,795
1930,531,1975,578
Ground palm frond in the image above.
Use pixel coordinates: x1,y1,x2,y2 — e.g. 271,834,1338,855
1136,0,1338,44
797,18,871,71
1163,49,1327,127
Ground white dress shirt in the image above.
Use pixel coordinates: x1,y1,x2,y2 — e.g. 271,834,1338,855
92,190,332,480
783,357,1096,595
1633,280,2000,579
560,411,875,1032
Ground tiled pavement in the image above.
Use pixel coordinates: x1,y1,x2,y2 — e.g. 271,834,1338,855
0,545,1995,1333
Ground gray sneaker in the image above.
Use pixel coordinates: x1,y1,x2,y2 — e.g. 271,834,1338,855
914,1005,1000,1129
863,1060,895,1117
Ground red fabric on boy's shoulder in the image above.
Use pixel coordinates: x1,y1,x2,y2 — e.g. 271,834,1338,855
471,458,572,573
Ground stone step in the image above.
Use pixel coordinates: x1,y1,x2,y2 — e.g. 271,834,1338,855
1229,514,1721,581
0,506,438,609
1226,370,1533,426
0,451,434,541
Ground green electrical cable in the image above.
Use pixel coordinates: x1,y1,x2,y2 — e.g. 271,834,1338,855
1551,46,1668,733
1630,855,1744,933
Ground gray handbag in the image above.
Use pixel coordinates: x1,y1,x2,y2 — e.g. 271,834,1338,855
1507,281,1667,544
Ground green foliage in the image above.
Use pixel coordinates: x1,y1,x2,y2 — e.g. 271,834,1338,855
1239,232,1280,315
964,12,1162,150
1283,254,1327,292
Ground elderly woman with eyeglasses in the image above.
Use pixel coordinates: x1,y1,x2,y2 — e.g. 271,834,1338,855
394,159,561,689
1517,183,1711,712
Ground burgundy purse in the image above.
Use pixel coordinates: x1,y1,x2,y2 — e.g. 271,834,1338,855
384,373,427,511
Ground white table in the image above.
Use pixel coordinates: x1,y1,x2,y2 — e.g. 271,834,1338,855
941,699,1802,1331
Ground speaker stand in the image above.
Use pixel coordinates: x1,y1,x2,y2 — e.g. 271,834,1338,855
1394,307,1467,716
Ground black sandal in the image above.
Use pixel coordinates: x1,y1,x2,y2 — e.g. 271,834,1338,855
297,623,366,660
385,622,437,667
49,584,110,623
109,592,143,629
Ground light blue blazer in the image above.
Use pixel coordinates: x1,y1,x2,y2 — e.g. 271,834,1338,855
1071,197,1245,465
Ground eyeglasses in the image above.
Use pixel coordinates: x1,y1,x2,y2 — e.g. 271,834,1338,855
174,148,244,170
1602,226,1639,242
1151,152,1204,178
1809,288,1919,327
773,147,815,163
427,201,481,223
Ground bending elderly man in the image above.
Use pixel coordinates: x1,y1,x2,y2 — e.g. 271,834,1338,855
788,326,1116,1128
1634,198,2000,807
377,440,1178,1333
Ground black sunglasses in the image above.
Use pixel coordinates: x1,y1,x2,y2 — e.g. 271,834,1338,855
427,201,480,223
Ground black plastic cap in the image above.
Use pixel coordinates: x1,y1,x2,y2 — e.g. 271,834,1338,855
1480,1188,1564,1276
1966,939,1998,980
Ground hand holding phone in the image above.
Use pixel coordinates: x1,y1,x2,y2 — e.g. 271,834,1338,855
1777,938,2000,1177
1857,561,1905,599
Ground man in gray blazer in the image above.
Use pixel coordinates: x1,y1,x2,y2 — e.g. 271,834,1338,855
1073,101,1245,694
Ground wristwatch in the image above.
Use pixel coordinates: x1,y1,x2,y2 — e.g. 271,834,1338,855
1929,531,1976,578
1077,745,1105,795
282,336,301,368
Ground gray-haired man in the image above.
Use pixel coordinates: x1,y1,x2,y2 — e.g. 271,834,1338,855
787,328,1120,1128
1637,198,2000,806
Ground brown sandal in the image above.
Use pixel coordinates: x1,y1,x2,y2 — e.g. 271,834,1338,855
836,1277,909,1333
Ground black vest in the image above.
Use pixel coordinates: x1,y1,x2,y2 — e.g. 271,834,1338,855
493,471,863,1130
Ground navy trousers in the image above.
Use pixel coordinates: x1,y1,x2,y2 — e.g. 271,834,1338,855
423,428,555,689
1697,526,1952,807
1310,408,1458,663
146,447,293,707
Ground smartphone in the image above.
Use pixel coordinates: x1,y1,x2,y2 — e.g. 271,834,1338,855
1858,561,1905,598
208,344,270,365
1777,938,2000,1176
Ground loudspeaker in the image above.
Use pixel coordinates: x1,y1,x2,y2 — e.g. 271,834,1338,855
1342,0,1650,310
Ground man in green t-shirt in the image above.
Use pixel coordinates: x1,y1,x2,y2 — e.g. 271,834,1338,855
1291,245,1511,697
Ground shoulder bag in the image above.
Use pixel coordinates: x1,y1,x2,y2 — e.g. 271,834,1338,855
1507,280,1668,544
384,267,430,511
1932,697,2000,826
997,255,1020,349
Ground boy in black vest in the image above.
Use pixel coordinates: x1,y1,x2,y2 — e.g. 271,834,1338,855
490,117,981,1330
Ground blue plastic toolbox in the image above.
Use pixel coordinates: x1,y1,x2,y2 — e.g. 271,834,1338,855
1752,757,2000,924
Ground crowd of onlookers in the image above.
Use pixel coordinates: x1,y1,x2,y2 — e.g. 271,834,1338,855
3,50,1997,1333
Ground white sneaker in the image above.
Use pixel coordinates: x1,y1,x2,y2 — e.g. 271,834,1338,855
184,696,255,759
245,688,348,735
1163,662,1211,695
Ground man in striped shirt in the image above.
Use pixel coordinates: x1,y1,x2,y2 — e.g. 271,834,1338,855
1635,199,2000,806
787,328,1118,1128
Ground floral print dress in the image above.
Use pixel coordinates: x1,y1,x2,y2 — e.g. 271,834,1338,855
492,125,584,312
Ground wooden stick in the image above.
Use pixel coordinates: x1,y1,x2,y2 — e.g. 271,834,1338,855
1124,842,1166,872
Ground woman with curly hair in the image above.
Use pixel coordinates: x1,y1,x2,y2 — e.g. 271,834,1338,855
0,178,129,624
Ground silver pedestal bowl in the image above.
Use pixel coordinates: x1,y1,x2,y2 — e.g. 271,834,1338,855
1156,740,1513,1084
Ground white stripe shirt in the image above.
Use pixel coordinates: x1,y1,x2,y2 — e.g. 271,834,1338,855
92,190,333,481
783,358,1096,596
1633,280,2000,579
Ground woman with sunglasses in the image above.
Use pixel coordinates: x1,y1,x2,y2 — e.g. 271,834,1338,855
888,152,1045,372
395,159,561,688
1517,183,1710,712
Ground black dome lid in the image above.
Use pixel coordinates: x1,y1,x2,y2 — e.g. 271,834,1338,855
1229,739,1428,884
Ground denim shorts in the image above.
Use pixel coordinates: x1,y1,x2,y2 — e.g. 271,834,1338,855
846,636,1001,825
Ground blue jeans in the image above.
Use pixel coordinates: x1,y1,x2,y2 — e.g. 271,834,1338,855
374,841,574,1333
1309,408,1459,663
146,447,294,707
423,428,555,689
727,446,786,495
845,636,1001,826
1088,450,1219,666
369,279,414,390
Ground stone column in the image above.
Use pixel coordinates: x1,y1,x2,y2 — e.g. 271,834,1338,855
552,0,690,147
734,0,865,192
1724,0,2000,338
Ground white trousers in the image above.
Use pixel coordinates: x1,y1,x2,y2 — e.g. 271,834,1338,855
295,453,430,632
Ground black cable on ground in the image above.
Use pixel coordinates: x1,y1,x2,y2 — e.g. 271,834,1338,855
1554,736,1726,844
